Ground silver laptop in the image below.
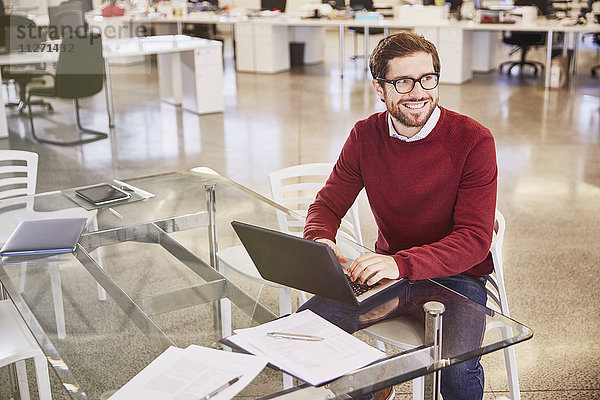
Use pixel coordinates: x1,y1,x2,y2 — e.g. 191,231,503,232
231,221,404,307
0,218,87,257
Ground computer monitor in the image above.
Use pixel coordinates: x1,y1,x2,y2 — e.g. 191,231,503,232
473,0,515,10
261,0,286,11
349,0,374,11
514,0,547,15
323,0,346,10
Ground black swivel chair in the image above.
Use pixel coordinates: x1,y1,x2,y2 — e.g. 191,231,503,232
27,33,108,146
499,0,548,76
0,15,53,112
349,0,385,60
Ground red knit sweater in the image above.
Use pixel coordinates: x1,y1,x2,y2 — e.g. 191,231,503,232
304,107,497,280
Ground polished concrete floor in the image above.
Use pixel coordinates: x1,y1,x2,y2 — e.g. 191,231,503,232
1,29,599,399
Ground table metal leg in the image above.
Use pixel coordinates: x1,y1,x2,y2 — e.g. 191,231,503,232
339,25,345,79
544,30,553,89
0,67,8,138
104,58,115,128
205,184,218,268
204,183,222,339
570,32,579,77
423,301,445,400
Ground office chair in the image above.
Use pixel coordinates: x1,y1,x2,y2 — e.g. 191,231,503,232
0,15,53,112
363,210,522,400
48,1,86,40
27,33,108,146
349,0,385,60
216,163,364,389
0,150,105,340
499,0,548,76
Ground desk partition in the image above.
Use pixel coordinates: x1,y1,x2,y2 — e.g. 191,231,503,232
0,167,532,400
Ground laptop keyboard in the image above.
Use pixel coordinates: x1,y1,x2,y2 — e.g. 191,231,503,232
346,275,380,296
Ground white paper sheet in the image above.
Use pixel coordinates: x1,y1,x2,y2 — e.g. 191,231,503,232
228,310,385,386
110,345,267,400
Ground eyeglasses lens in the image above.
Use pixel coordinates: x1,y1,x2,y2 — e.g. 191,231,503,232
395,74,439,94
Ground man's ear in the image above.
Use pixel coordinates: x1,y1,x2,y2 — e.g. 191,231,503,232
371,79,385,102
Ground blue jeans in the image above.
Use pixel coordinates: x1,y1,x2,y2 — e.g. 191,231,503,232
297,274,488,400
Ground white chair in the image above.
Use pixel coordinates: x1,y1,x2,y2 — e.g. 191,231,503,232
0,150,39,199
268,163,363,246
363,210,521,400
216,163,364,388
0,299,52,400
0,150,105,340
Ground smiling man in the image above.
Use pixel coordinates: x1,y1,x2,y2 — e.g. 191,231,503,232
298,32,498,400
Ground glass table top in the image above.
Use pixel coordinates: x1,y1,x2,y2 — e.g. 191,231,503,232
0,167,532,400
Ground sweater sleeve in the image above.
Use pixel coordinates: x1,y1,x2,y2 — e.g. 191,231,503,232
393,134,498,279
304,127,365,242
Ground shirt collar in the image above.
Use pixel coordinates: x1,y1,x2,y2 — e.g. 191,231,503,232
388,106,440,142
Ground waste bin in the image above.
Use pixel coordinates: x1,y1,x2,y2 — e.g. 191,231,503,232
290,42,305,66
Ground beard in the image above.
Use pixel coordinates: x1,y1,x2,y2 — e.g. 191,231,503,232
386,94,438,129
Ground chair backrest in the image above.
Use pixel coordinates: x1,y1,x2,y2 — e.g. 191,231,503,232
502,31,547,46
48,1,85,40
0,15,42,51
0,150,38,199
503,0,547,45
54,33,104,99
269,163,363,245
486,209,511,316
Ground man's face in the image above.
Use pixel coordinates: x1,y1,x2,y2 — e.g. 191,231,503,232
372,52,439,132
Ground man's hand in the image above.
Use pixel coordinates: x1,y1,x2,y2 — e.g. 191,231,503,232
316,238,348,264
347,253,399,285
358,297,399,325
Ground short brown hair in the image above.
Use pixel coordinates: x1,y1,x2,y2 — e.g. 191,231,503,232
369,31,441,80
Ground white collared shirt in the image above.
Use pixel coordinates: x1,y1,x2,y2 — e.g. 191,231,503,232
388,106,441,142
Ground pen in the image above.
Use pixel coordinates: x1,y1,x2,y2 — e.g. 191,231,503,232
199,375,242,400
107,207,123,219
266,332,324,341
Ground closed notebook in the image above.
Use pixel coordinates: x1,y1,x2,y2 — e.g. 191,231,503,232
0,218,87,257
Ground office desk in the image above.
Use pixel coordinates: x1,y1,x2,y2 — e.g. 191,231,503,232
240,17,600,86
0,167,532,400
124,12,600,86
0,35,223,138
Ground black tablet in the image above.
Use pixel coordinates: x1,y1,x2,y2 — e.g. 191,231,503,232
75,184,131,206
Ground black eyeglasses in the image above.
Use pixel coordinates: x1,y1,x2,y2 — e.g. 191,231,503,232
375,73,440,94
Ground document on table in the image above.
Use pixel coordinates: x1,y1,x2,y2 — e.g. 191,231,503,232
227,310,385,386
109,345,268,400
